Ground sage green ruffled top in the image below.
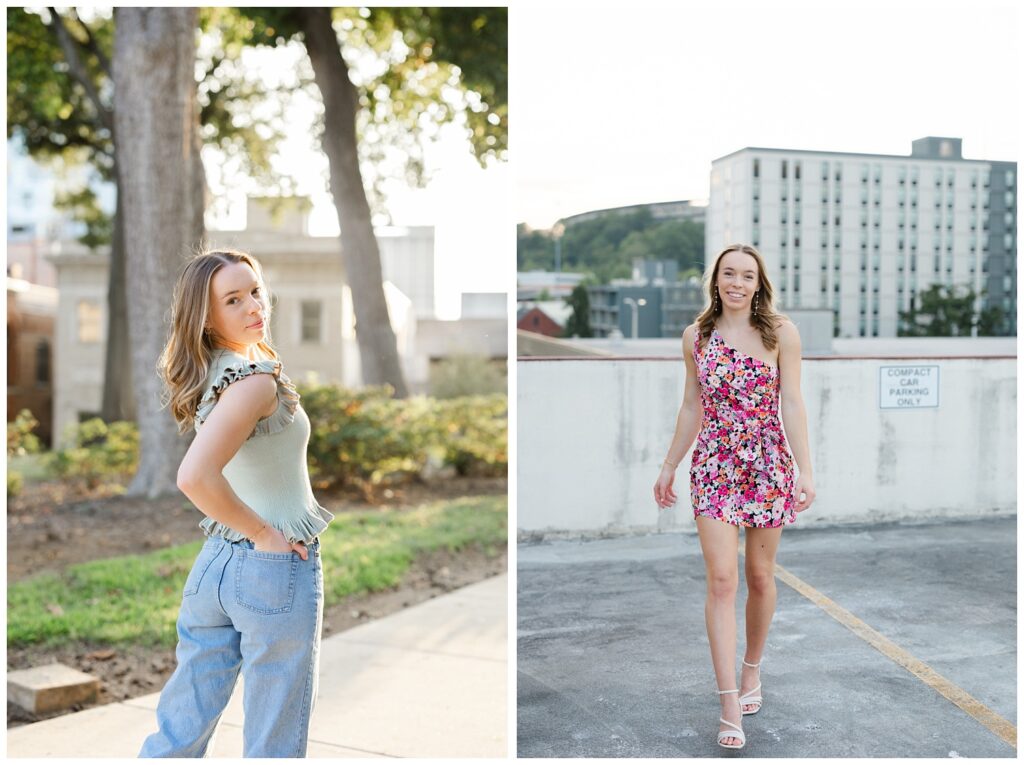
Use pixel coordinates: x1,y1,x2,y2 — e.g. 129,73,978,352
193,347,334,545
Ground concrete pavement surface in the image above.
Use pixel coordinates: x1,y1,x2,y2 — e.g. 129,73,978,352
8,573,507,758
517,517,1016,757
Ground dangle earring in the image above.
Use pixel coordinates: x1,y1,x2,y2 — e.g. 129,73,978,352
752,291,759,314
713,288,719,311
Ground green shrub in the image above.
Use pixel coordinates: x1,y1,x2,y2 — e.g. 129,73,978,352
7,409,42,457
301,384,507,492
429,354,507,398
430,395,508,476
49,419,140,489
7,471,24,497
11,387,506,497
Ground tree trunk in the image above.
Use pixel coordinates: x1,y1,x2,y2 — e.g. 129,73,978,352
100,159,135,423
296,7,409,397
114,7,203,498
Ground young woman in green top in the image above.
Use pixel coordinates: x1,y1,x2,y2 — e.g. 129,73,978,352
139,249,332,758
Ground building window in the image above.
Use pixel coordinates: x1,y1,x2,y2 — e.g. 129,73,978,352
77,300,102,343
301,300,323,343
753,158,759,178
781,160,787,179
795,162,801,180
36,339,50,385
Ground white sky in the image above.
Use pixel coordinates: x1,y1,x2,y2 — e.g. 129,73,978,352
512,0,1021,229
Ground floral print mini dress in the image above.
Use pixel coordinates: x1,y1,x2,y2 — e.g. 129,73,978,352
690,326,796,528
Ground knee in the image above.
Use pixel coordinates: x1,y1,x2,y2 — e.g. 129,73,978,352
706,571,738,600
746,569,775,595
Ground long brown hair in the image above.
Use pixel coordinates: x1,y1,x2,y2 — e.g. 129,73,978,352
157,248,279,434
693,243,789,352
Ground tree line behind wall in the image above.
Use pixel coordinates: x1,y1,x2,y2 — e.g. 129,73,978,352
517,210,705,284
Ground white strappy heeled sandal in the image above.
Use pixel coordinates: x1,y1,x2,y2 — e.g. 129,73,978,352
716,688,746,749
740,658,763,715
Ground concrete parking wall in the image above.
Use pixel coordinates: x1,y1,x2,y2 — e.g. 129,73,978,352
517,355,1016,537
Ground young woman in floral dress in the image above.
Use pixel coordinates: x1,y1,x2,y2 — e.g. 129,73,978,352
653,243,816,749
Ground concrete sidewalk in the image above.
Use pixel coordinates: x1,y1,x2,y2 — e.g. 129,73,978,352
8,574,507,758
518,517,1017,758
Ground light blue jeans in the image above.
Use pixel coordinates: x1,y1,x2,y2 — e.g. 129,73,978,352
138,534,324,758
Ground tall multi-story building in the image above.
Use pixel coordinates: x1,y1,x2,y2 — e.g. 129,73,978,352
707,137,1016,337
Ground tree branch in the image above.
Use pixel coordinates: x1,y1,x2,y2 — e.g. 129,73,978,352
69,8,112,79
45,7,114,135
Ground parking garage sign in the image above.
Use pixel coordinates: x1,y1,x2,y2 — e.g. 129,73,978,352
879,365,939,409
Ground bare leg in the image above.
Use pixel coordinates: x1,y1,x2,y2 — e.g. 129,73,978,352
742,525,783,711
695,515,742,746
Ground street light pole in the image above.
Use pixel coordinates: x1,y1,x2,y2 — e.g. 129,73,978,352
623,297,647,338
552,221,565,274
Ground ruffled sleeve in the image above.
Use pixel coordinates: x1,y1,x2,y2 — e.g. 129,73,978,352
194,357,300,438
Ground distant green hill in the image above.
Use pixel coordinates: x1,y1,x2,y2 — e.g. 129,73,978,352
517,209,704,284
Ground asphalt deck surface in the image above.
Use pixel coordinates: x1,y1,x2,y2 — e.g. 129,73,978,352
517,516,1017,758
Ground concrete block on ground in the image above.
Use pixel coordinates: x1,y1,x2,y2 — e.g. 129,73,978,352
8,663,101,714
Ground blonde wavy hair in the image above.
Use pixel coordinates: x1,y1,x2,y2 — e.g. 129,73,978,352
694,243,789,352
158,248,279,434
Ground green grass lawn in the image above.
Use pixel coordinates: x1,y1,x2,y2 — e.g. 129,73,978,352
8,495,506,650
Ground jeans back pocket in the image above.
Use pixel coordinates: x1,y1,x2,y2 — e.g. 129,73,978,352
235,551,298,614
182,544,220,597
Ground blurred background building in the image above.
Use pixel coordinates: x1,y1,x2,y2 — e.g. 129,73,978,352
8,139,506,447
707,136,1017,338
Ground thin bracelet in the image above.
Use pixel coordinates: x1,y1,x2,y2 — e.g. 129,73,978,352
663,458,678,469
248,523,267,542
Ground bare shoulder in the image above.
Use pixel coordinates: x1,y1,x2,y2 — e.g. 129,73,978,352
681,322,697,357
775,318,801,351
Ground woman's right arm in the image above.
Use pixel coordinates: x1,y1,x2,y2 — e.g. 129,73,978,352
654,323,704,508
177,373,308,558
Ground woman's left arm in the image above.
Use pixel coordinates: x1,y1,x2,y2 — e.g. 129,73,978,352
777,320,816,513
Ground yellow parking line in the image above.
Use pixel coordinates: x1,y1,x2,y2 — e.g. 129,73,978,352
748,552,1016,749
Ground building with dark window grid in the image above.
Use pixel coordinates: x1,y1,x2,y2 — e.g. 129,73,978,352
707,137,1016,337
